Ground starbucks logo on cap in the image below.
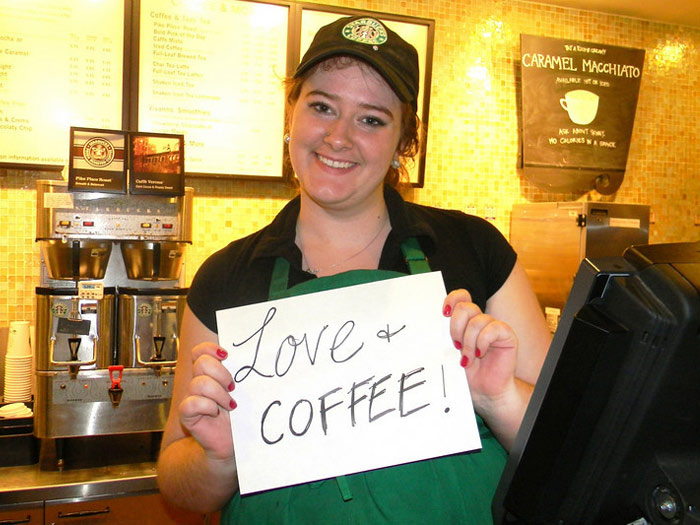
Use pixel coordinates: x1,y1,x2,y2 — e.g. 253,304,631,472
83,137,115,168
342,18,388,45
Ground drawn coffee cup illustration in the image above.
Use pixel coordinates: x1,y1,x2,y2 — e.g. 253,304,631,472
560,89,599,125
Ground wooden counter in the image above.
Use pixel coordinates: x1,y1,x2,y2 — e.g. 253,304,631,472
0,461,214,524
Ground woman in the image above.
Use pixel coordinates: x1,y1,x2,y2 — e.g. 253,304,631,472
157,15,551,523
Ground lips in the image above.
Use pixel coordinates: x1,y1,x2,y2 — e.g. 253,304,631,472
316,153,356,169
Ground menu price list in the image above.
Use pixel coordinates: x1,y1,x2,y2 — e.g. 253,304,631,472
139,0,288,178
0,0,123,167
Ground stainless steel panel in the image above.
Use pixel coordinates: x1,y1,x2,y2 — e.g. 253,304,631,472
35,292,114,371
36,180,194,243
120,241,187,281
581,202,650,258
39,240,112,280
117,292,186,368
34,369,173,439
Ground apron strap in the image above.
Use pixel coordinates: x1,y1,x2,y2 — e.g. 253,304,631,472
268,256,291,300
268,236,430,300
400,237,431,274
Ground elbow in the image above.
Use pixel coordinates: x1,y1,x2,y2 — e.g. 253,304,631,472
156,439,237,514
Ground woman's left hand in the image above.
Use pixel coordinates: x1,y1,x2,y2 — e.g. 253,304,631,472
443,288,519,416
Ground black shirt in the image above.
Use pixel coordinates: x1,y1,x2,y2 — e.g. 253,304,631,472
188,186,517,333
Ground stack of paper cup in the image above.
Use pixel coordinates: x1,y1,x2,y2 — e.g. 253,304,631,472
4,321,33,403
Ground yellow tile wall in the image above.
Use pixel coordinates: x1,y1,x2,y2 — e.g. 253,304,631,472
2,0,700,330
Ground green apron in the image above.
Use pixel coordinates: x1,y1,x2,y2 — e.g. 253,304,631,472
220,238,507,524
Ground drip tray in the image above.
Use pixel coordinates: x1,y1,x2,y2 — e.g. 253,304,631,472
39,432,162,471
0,403,39,467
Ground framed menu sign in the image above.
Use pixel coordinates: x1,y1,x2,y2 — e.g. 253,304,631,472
137,0,289,179
520,35,645,194
0,0,124,169
69,127,127,193
129,131,184,196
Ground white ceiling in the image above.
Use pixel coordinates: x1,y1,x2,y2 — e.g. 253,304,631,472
533,0,700,29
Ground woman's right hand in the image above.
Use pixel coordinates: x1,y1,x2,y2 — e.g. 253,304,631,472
178,341,236,461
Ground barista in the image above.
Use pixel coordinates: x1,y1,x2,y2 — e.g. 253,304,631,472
157,14,551,523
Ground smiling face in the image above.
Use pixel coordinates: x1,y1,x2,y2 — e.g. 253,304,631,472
288,57,403,215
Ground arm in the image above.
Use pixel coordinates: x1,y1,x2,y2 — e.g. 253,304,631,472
443,260,551,450
486,260,551,385
157,306,238,513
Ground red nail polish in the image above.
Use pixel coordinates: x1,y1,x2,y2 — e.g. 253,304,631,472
475,348,482,358
228,382,235,392
443,304,452,316
216,348,228,359
460,355,468,368
454,340,462,350
230,399,237,410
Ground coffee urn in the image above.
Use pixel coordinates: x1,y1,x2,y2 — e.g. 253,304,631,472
34,180,193,468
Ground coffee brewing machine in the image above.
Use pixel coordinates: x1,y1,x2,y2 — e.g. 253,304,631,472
34,180,193,468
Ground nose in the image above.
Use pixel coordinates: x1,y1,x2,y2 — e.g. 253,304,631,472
323,118,353,150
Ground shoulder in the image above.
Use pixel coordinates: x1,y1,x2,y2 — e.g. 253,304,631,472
403,199,509,248
188,228,276,329
188,197,301,331
194,229,266,280
191,195,301,299
396,197,516,307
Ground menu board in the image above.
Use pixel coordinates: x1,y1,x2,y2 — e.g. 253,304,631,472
520,35,645,173
0,0,124,168
0,0,434,181
300,9,432,186
138,0,289,179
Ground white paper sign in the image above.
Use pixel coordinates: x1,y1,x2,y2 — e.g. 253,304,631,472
216,271,482,495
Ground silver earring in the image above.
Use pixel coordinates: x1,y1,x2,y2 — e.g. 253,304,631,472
284,134,290,144
391,159,401,169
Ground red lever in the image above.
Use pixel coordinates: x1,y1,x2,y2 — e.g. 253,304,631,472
108,365,124,389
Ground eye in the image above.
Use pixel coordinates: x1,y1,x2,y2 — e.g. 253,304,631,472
361,115,386,127
309,101,333,115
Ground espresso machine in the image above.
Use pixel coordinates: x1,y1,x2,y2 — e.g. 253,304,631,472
34,180,193,468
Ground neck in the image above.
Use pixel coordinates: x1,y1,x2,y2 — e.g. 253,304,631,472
295,195,391,277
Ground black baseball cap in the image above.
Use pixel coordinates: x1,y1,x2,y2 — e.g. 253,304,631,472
295,16,420,109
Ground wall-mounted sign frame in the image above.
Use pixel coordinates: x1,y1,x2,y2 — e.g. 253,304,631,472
0,0,127,171
129,131,185,196
520,34,645,194
135,0,291,182
68,127,128,193
0,0,434,187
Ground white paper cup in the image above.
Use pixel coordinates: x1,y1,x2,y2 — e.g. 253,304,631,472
7,321,32,357
559,89,599,125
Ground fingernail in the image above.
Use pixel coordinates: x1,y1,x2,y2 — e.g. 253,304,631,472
460,355,468,368
216,348,228,359
475,348,482,358
443,304,452,316
228,381,235,392
453,340,462,350
229,399,237,410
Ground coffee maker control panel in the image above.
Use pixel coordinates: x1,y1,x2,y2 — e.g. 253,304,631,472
36,180,193,243
53,210,181,239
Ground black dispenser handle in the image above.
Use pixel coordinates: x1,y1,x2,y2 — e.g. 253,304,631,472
71,240,81,279
153,242,161,278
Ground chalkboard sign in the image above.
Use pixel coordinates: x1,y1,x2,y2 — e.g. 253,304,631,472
520,35,645,193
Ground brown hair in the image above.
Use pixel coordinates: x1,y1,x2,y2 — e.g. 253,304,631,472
282,56,422,188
